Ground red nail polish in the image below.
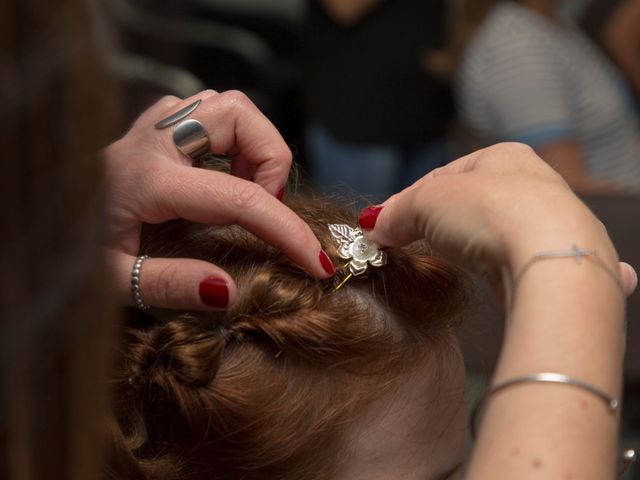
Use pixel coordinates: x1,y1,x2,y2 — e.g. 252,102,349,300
276,187,285,201
199,277,229,308
319,249,335,275
359,206,383,230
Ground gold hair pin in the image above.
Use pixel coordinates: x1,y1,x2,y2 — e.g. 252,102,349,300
328,224,387,290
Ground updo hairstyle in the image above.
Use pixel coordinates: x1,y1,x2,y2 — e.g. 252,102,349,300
107,195,469,480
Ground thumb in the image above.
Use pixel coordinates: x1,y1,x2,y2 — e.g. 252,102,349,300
358,178,447,248
109,249,237,310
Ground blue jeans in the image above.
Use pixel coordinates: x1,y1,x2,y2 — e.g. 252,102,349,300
306,122,450,204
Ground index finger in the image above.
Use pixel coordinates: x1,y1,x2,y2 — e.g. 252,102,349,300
144,166,334,279
152,90,292,196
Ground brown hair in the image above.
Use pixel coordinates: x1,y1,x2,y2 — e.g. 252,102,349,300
0,0,120,479
107,195,469,480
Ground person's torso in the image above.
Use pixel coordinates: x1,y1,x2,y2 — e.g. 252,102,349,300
304,0,454,145
457,2,640,190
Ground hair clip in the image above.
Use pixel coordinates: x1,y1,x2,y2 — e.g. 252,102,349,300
328,224,387,290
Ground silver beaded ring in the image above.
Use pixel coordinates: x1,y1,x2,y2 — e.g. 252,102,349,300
131,255,151,311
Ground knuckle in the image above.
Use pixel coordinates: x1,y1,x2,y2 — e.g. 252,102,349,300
221,90,253,112
428,165,447,178
477,142,539,170
261,144,293,172
161,94,181,102
157,95,181,108
494,141,535,156
230,181,263,210
135,96,181,129
276,144,293,166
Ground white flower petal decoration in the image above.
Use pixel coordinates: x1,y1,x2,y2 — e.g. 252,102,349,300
328,224,387,276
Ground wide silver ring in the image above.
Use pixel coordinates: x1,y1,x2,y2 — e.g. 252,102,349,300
131,255,151,311
154,99,210,161
172,118,210,160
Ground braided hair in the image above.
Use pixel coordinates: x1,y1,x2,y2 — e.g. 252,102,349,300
107,195,469,480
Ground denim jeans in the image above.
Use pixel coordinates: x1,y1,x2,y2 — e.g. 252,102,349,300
306,122,450,204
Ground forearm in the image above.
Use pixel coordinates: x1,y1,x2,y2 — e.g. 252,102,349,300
319,0,383,26
468,216,625,479
362,142,633,479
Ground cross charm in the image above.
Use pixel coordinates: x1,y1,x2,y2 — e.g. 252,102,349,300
571,244,585,263
568,244,597,263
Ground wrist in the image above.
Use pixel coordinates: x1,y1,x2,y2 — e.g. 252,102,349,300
502,203,619,280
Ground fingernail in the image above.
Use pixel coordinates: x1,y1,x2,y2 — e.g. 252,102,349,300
199,277,229,308
319,249,335,275
276,187,285,201
358,206,383,230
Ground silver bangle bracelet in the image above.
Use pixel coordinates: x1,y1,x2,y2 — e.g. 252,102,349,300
494,372,619,410
471,372,619,439
470,373,635,477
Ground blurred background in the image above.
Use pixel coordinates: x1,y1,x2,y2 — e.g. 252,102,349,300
102,0,640,476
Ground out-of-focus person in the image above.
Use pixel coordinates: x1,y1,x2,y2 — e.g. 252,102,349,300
579,0,640,104
303,0,454,202
450,0,640,194
1,0,119,478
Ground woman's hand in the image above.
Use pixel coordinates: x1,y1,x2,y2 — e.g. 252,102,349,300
360,142,637,295
104,90,334,311
361,144,638,480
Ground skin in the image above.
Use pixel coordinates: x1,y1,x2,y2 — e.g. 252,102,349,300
319,0,383,26
364,143,636,479
339,340,467,480
106,94,637,474
104,90,334,311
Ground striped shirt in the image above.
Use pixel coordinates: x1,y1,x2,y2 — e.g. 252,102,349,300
456,2,640,192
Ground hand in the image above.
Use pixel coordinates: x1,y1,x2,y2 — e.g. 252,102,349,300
360,143,637,296
104,90,334,311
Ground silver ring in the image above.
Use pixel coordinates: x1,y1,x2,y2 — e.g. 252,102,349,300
154,99,210,161
131,255,151,311
172,118,210,160
154,99,202,129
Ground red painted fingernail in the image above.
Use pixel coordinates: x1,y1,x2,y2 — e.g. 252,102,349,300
359,206,383,230
276,187,285,201
319,249,335,275
199,277,229,309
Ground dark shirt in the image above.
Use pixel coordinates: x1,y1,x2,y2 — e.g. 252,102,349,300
304,0,453,146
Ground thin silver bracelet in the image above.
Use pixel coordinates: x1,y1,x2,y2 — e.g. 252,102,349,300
470,373,635,477
513,244,624,293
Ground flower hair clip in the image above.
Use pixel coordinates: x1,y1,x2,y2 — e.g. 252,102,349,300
328,224,387,290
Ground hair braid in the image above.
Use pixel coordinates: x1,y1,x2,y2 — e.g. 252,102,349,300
109,195,469,480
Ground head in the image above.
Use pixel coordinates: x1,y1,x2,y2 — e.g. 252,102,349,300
108,195,469,480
